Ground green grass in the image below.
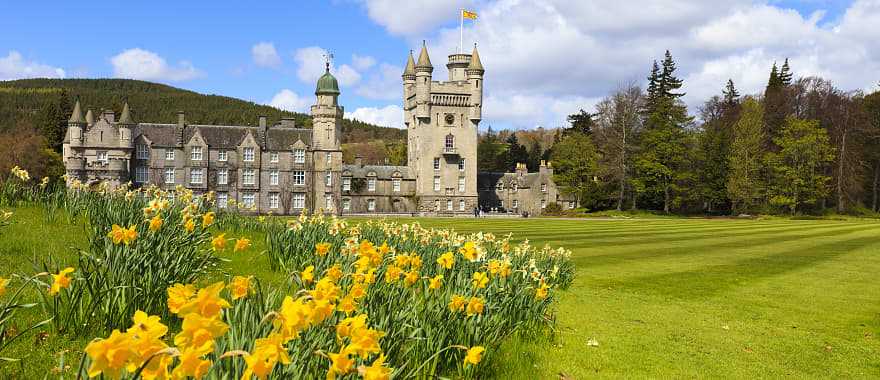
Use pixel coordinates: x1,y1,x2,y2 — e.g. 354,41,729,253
2,208,880,378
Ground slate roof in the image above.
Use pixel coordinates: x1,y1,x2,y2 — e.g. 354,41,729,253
342,165,413,180
477,172,543,190
134,123,311,150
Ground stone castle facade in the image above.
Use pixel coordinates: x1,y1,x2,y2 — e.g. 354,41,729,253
62,44,576,216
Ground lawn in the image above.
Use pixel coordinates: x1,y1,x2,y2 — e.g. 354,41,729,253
2,208,879,378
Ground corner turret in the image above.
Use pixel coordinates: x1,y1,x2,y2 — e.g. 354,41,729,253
118,101,134,148
68,99,85,147
414,41,432,120
467,44,484,122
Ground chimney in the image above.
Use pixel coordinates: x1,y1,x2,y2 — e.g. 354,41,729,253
516,162,528,176
259,115,267,128
540,160,553,176
102,109,116,122
177,111,186,128
280,117,296,128
355,155,363,167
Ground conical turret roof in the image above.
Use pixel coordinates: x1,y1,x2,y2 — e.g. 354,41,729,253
403,50,416,77
119,101,134,125
68,99,85,124
85,109,94,125
415,41,432,71
468,44,484,72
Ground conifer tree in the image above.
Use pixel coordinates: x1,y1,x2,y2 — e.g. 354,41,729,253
727,98,766,214
763,60,791,149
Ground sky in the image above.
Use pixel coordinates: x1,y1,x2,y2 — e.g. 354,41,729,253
1,0,879,131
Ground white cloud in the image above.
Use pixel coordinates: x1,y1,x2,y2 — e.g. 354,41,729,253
252,42,282,68
346,105,404,129
352,54,377,71
0,51,65,80
360,0,474,35
355,63,402,100
293,46,361,86
110,48,202,81
484,93,601,129
267,89,311,113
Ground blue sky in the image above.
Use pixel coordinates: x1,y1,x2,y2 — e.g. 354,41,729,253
1,1,877,130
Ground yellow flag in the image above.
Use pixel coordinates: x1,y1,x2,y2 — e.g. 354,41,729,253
462,9,478,20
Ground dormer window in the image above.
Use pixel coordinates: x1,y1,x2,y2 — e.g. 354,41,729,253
136,144,149,159
191,146,202,161
270,152,279,163
218,151,227,161
243,147,255,162
294,149,305,164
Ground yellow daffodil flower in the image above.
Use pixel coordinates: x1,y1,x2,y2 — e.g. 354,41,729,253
211,233,227,252
472,271,489,289
175,282,231,319
84,329,135,379
229,276,251,300
437,251,455,269
449,295,466,312
0,277,9,296
360,354,392,380
149,215,163,232
466,297,485,316
201,212,215,227
167,283,196,314
49,267,75,296
301,265,315,284
464,346,485,366
315,242,332,256
428,275,443,290
234,238,251,252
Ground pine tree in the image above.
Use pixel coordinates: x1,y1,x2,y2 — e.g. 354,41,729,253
763,61,791,149
504,133,529,172
645,61,661,115
722,79,740,107
779,58,793,86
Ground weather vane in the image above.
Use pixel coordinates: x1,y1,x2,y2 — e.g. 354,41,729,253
323,52,334,71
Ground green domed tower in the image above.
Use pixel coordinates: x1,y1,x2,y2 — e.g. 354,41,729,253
315,63,340,96
310,61,344,215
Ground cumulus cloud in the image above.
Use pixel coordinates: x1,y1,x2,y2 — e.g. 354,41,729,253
365,0,880,128
360,0,475,35
346,105,404,129
293,46,361,86
0,51,65,80
355,63,402,100
268,89,311,113
252,42,282,68
352,54,377,71
110,48,202,81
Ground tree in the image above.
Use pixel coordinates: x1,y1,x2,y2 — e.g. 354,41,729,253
477,126,508,172
765,117,836,214
551,132,599,208
763,60,792,148
697,80,741,213
565,109,596,136
862,91,880,211
594,83,642,210
38,89,71,152
504,133,529,172
727,98,765,214
633,50,693,212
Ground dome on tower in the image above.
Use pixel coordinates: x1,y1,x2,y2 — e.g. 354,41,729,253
315,64,340,96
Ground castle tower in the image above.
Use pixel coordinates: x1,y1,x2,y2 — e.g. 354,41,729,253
118,101,134,148
310,62,343,214
405,42,483,214
68,99,85,147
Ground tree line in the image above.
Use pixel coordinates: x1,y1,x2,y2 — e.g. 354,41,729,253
479,52,880,215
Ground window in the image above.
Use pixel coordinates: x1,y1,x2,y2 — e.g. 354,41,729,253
164,168,175,184
293,171,305,185
458,177,465,193
135,166,148,183
243,147,255,162
392,178,401,192
541,183,547,193
541,199,547,209
568,201,575,209
165,150,175,161
242,193,255,208
217,169,228,185
445,135,455,153
217,193,228,209
343,177,351,191
458,158,465,172
433,176,440,191
269,193,280,209
190,168,204,184
367,199,376,211
191,146,202,161
136,144,149,159
512,199,519,208
218,151,227,161
368,177,377,192
325,171,332,186
97,151,108,163
459,199,466,211
433,157,441,170
500,200,505,208
292,193,305,209
270,152,279,163
342,198,351,211
325,195,333,210
434,200,441,211
446,199,453,211
242,169,256,185
496,182,504,191
270,170,279,186
294,149,305,164
512,183,518,193
326,153,332,165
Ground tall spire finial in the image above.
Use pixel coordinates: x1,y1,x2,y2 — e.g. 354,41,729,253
415,41,432,71
69,98,85,124
322,52,334,73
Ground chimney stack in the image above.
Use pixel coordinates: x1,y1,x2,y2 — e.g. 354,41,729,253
355,155,363,167
177,111,186,128
259,115,267,128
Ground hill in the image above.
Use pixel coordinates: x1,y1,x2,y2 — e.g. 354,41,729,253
0,78,405,144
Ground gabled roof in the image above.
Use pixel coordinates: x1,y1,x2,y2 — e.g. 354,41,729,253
134,123,312,150
477,171,543,189
342,165,413,180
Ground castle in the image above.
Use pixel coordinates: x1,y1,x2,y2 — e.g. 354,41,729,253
62,44,576,216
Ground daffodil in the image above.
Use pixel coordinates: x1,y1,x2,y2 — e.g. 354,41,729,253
337,295,357,314
472,271,489,289
315,242,331,256
183,218,196,233
173,312,229,350
176,282,231,319
487,259,501,275
148,215,163,232
49,267,74,296
466,297,485,316
0,277,9,296
229,276,251,300
449,294,466,312
211,233,227,251
428,275,443,290
171,345,212,380
275,296,313,342
404,270,419,287
301,265,315,284
242,332,291,380
464,346,485,366
535,281,550,300
437,251,455,269
326,264,343,282
234,238,251,252
84,329,135,379
129,310,168,340
201,212,215,227
327,347,355,380
360,354,392,380
384,265,402,284
167,283,196,314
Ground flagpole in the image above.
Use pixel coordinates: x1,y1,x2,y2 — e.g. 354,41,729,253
459,9,464,53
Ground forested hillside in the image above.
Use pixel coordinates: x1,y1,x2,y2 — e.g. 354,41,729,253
0,78,405,143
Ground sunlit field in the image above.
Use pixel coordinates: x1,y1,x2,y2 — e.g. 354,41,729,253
2,199,879,378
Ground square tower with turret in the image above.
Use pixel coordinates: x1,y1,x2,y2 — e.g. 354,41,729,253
402,42,484,214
